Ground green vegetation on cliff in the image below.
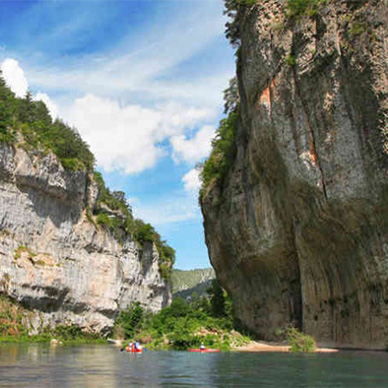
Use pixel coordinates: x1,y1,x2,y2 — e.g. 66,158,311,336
0,73,174,279
200,109,238,198
92,173,175,278
286,0,327,19
0,78,94,171
224,0,328,49
199,76,239,201
0,294,103,344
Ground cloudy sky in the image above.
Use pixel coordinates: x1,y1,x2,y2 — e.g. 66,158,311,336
0,0,235,269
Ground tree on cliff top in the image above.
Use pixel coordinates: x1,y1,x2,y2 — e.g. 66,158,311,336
0,72,175,280
0,72,95,171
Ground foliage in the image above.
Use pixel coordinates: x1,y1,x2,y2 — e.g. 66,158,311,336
113,289,242,351
223,76,240,114
114,302,144,339
207,279,226,317
0,294,102,344
285,54,297,67
0,294,28,338
348,21,368,37
286,0,327,19
0,74,94,171
224,0,257,48
0,70,174,280
133,219,175,279
200,109,239,198
14,245,36,260
284,325,316,352
92,171,175,279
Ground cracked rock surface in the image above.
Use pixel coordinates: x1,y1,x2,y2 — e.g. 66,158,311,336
201,0,388,348
0,144,171,334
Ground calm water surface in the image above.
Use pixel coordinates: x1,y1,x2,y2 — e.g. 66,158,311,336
1,344,388,387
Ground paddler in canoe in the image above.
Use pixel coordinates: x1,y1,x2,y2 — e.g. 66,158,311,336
188,343,220,353
122,340,143,353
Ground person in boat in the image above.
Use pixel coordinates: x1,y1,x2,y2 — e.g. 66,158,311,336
199,342,205,350
134,340,142,351
124,341,133,352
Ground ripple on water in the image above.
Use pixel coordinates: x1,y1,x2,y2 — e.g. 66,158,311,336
1,344,388,387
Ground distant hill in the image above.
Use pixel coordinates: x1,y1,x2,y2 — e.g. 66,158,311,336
171,268,215,300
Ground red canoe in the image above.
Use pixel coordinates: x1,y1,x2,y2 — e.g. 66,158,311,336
188,348,220,353
125,347,143,353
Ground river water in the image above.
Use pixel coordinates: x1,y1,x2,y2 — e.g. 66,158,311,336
1,344,388,387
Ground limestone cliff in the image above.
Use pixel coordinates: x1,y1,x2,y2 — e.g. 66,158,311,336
201,0,388,348
0,143,171,334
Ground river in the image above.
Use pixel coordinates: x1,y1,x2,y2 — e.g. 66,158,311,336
1,344,388,387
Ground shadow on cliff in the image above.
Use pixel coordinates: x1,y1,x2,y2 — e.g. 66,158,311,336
17,184,83,228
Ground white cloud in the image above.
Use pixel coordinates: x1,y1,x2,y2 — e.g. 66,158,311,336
182,168,201,193
67,94,215,174
1,58,28,98
24,1,234,109
34,92,59,119
133,191,201,227
171,125,215,164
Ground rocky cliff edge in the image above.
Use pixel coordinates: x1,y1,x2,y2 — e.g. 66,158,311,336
0,143,171,334
201,0,388,349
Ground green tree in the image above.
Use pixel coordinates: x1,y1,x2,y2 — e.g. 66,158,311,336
208,279,226,317
0,74,16,140
223,76,239,114
224,0,257,47
200,109,239,194
115,302,144,339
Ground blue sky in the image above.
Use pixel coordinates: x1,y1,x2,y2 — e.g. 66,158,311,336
0,0,235,269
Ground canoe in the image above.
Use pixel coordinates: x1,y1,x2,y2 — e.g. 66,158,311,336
188,348,220,353
125,347,143,353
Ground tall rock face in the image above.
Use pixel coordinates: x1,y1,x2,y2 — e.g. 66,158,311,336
0,144,171,334
201,0,388,348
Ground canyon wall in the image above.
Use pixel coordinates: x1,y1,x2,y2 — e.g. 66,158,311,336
0,144,171,334
201,0,388,348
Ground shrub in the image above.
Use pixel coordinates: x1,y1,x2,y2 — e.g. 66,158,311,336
113,285,240,351
114,302,144,339
285,54,297,67
200,109,239,198
286,0,327,19
285,325,316,352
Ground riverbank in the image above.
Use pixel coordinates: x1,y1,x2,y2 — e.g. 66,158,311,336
0,335,106,345
234,341,339,353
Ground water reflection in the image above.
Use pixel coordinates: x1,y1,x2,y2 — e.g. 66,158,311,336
1,344,388,387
